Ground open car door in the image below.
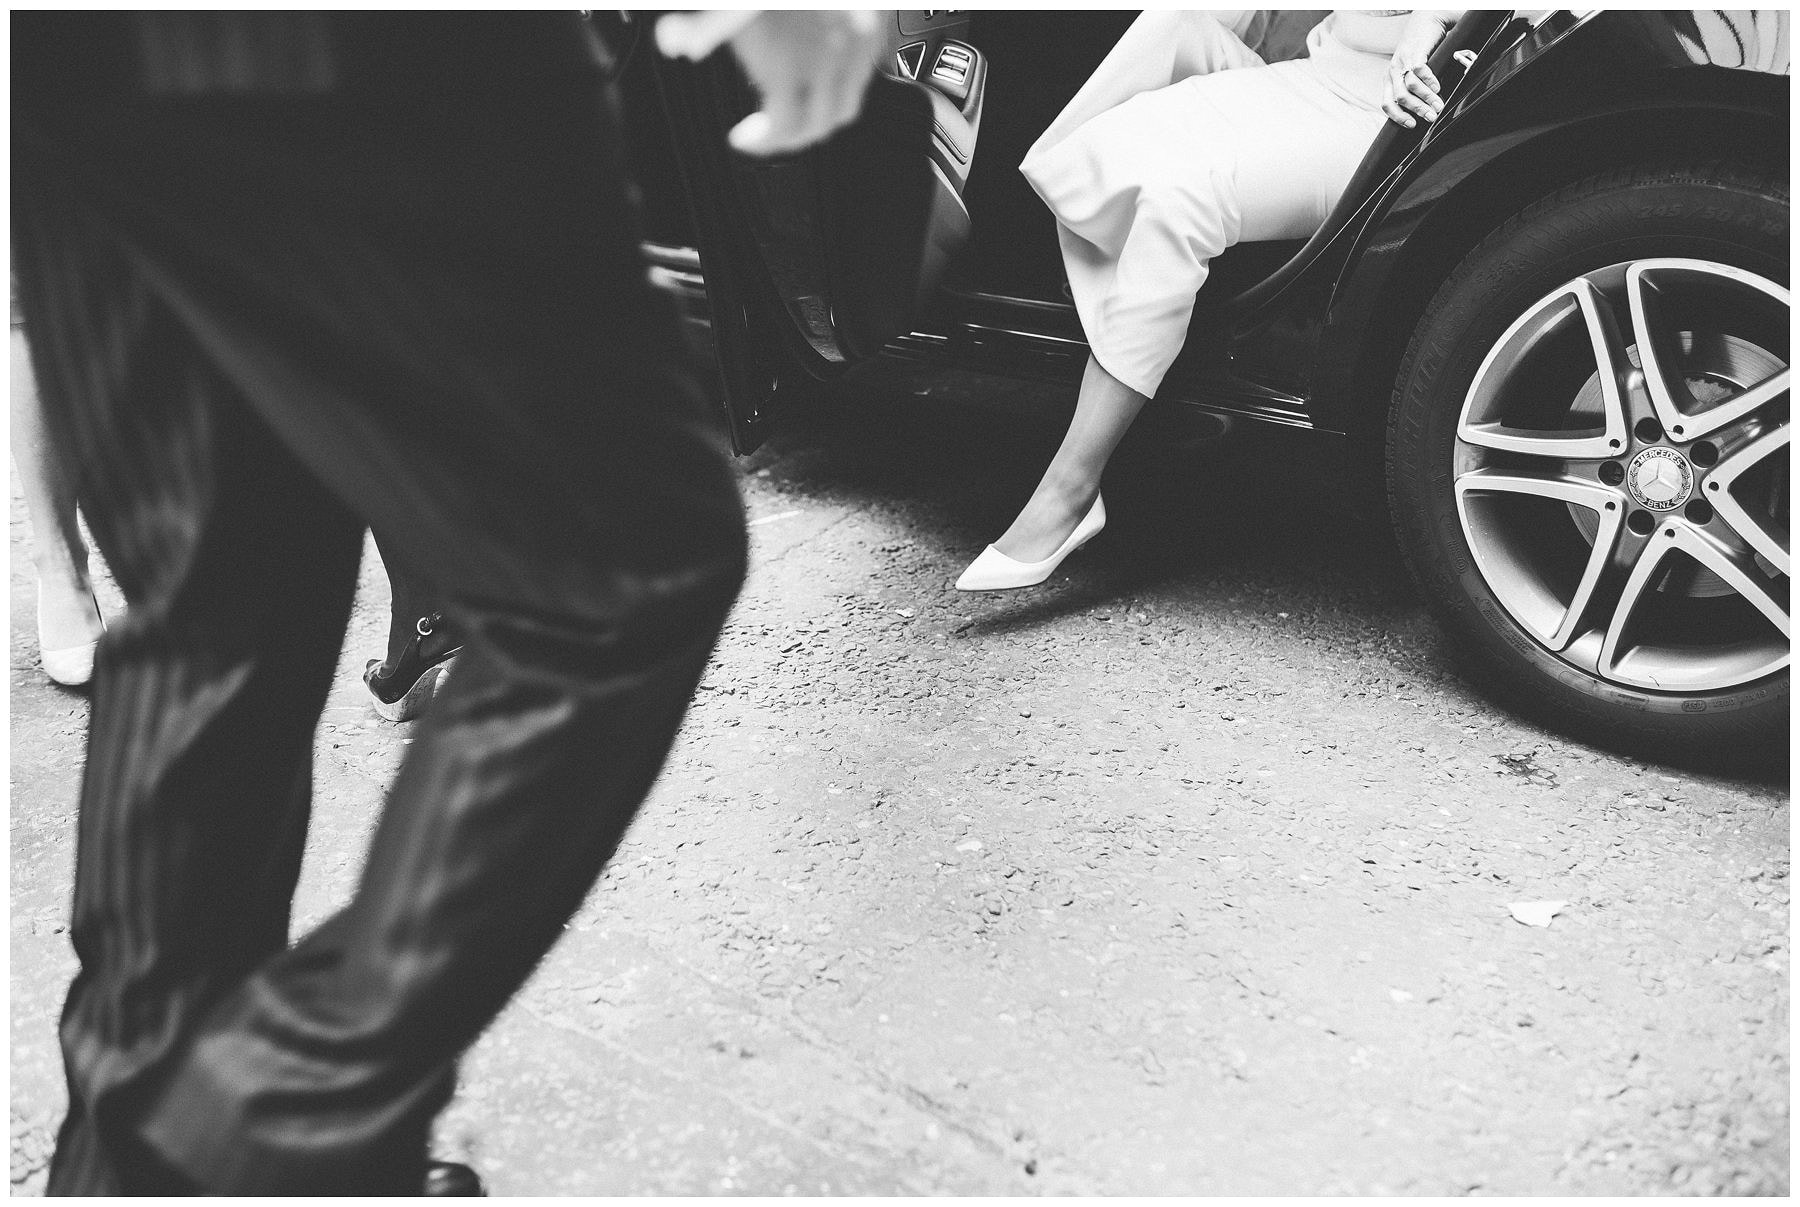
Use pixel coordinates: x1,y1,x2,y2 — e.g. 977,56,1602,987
653,10,985,452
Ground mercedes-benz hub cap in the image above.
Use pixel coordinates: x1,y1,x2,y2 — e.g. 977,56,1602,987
1626,446,1694,512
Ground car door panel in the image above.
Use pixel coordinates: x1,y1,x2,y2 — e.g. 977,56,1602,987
653,11,985,452
947,10,1136,299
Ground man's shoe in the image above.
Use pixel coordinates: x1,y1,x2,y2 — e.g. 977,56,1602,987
364,612,462,722
424,1160,486,1196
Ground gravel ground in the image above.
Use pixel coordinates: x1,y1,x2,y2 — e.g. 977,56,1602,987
10,360,1789,1195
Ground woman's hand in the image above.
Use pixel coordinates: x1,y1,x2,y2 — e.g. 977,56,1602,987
1382,10,1461,129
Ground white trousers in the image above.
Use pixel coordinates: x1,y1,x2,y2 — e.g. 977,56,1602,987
1021,12,1388,398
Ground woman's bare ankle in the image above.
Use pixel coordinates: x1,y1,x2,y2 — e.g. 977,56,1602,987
993,482,1096,562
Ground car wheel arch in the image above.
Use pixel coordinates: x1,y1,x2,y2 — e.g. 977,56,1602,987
1308,101,1788,443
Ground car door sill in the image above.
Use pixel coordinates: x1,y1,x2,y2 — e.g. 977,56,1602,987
640,245,1315,433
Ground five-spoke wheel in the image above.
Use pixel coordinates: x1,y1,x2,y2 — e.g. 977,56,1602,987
1388,162,1788,764
1453,258,1788,694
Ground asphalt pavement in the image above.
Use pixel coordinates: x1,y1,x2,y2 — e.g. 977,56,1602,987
10,361,1789,1194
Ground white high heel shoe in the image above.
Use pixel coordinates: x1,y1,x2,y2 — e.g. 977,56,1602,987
956,493,1106,591
38,587,105,688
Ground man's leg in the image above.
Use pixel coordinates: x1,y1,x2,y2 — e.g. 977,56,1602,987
12,203,369,1195
17,12,745,1195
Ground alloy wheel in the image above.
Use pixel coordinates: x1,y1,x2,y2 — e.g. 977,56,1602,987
1452,258,1789,693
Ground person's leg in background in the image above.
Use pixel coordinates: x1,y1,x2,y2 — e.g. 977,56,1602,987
16,11,745,1195
364,533,462,722
10,314,106,686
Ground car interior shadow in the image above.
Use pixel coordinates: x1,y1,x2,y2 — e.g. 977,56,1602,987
745,360,1418,604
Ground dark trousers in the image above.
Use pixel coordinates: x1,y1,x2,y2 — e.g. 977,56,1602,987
13,13,746,1195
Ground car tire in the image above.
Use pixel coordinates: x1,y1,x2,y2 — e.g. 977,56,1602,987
1387,161,1789,768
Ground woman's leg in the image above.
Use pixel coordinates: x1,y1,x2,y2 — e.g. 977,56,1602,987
364,530,462,722
1003,56,1262,573
1022,12,1264,175
987,59,1385,578
10,326,105,672
994,355,1146,561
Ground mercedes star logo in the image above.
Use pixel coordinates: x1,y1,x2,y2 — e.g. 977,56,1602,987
1626,447,1693,512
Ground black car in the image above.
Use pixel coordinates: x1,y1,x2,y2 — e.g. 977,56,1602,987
616,10,1789,765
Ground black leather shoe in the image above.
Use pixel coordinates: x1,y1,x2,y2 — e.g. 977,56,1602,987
364,612,462,722
424,1160,486,1196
